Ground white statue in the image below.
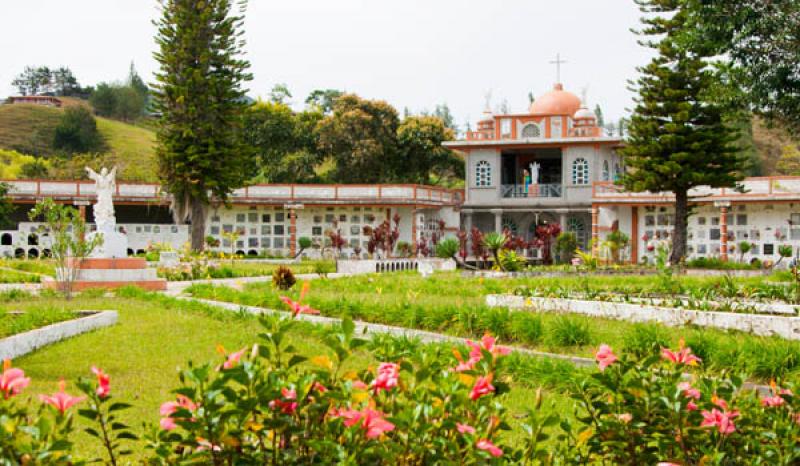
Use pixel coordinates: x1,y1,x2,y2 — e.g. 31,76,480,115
85,166,117,233
529,162,540,185
85,166,127,258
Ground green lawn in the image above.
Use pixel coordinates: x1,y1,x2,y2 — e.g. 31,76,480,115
0,258,56,277
0,268,41,283
186,271,800,382
3,289,565,459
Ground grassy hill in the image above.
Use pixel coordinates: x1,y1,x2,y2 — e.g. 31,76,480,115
0,100,158,182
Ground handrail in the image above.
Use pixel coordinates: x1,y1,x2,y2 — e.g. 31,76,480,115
1,180,462,205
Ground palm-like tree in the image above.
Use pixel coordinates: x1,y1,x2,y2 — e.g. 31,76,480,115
482,232,507,270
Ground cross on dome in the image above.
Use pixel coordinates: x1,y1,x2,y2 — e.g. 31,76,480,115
549,53,567,84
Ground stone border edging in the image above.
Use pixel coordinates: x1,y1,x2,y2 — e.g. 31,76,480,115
0,311,118,360
486,295,800,340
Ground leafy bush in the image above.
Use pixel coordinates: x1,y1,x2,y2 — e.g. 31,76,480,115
435,237,460,259
313,260,335,277
509,312,543,344
569,343,799,464
272,265,296,290
496,249,526,272
554,232,578,264
687,257,758,270
621,323,671,357
52,106,104,154
548,315,593,346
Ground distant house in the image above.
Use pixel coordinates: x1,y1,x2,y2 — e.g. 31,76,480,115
8,96,62,107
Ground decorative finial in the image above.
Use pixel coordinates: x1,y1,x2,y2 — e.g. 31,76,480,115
580,86,589,106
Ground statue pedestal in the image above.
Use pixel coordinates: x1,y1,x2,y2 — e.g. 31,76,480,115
51,258,167,291
88,230,128,259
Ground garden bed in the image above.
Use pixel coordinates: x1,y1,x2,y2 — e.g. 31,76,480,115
185,273,800,381
487,294,800,339
0,310,117,359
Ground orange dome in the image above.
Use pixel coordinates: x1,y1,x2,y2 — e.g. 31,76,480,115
529,84,582,116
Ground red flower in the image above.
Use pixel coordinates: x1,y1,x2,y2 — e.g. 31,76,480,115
595,344,618,372
91,366,110,398
0,359,30,399
476,439,503,457
372,362,400,393
470,375,495,401
269,387,299,414
40,380,85,414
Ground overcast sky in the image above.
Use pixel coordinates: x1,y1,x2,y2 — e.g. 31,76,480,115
0,0,653,127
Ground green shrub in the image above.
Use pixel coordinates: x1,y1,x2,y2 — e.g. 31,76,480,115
622,323,671,357
477,307,511,340
509,312,543,344
554,232,578,264
313,260,335,277
547,315,593,346
497,249,526,272
52,106,104,154
435,237,459,259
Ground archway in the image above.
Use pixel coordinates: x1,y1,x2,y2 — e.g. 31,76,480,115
1,233,11,246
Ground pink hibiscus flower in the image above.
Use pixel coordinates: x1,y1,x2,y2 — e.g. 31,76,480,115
595,345,618,372
0,360,30,399
476,439,503,457
470,375,495,401
91,366,110,398
40,380,85,414
372,362,400,393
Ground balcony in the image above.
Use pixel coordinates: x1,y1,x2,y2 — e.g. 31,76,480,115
501,184,562,199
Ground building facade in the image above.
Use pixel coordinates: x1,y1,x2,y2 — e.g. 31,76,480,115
594,178,800,265
445,83,623,250
1,180,461,259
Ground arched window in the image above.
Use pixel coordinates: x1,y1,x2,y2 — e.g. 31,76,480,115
521,124,541,138
567,217,588,247
614,163,622,181
475,160,492,187
602,160,610,181
572,158,589,185
501,217,518,235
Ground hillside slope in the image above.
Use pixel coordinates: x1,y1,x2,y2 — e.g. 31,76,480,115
0,102,158,181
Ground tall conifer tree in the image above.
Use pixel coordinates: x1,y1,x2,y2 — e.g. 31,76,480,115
622,0,744,263
153,0,254,250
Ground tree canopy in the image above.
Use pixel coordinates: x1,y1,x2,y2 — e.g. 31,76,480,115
622,0,745,262
685,0,800,134
153,0,255,250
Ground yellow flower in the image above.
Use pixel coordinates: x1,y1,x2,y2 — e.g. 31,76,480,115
311,355,333,370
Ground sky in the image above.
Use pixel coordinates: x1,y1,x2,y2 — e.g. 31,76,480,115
0,0,653,127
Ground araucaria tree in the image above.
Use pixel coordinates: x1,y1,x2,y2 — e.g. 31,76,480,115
622,0,745,263
153,0,254,251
